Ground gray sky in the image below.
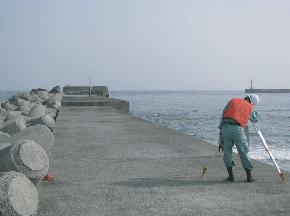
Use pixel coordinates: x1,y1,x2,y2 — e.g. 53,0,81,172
1,0,289,91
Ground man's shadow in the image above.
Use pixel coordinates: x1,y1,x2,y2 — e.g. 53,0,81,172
110,173,242,188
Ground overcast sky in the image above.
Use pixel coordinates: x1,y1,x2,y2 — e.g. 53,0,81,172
1,0,289,91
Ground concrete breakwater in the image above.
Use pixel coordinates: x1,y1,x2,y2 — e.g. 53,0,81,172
0,87,62,215
36,105,290,215
245,88,290,93
62,85,130,113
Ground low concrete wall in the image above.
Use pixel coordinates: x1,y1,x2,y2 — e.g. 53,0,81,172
61,96,130,113
63,86,109,97
109,99,130,113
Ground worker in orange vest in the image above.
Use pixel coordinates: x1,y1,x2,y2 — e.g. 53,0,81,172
218,94,259,182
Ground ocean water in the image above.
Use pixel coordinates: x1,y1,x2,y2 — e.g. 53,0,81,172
0,91,21,102
1,90,289,172
110,90,290,172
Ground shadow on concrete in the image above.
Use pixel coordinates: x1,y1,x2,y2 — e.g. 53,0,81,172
110,175,249,188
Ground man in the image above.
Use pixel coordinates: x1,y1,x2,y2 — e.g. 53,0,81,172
89,86,93,97
218,94,259,182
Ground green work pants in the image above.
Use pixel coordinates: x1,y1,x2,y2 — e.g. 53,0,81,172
222,124,254,170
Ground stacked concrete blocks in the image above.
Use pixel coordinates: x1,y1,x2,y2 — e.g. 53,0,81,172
0,140,49,185
2,124,54,152
0,88,62,135
0,86,62,215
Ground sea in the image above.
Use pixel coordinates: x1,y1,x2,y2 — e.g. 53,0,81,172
1,90,289,172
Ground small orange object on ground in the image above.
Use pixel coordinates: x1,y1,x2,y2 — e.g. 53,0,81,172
42,174,56,180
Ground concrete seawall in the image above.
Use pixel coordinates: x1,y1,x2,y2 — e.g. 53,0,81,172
37,104,290,215
63,86,109,97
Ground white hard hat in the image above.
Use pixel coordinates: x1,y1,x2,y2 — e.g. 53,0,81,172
249,94,259,107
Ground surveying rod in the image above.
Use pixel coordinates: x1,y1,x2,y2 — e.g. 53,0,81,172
202,149,219,176
252,122,284,183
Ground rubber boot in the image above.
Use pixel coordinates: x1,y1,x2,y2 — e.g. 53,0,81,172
245,168,255,182
227,167,234,181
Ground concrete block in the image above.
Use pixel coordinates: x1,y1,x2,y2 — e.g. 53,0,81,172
1,110,13,120
46,98,61,110
0,107,5,116
34,95,45,104
0,171,38,216
27,115,55,131
20,92,33,102
0,143,11,150
52,103,61,110
43,94,62,105
2,102,17,111
0,140,49,185
50,93,63,101
2,124,54,152
8,92,22,103
50,86,61,93
0,132,10,140
15,105,31,116
27,104,46,118
45,107,57,117
3,111,22,122
13,98,30,107
29,94,37,102
37,91,49,100
0,117,26,136
28,101,37,109
31,88,47,94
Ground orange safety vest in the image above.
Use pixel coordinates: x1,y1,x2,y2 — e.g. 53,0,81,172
223,98,253,129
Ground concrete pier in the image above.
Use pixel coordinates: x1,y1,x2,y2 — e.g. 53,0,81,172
37,104,290,215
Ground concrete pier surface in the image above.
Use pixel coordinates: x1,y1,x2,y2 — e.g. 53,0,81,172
37,105,290,215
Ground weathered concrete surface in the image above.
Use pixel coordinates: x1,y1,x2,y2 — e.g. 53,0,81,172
27,114,55,131
0,171,39,216
37,106,290,215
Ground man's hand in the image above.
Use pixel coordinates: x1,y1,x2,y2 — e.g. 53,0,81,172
218,133,223,152
218,144,223,152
